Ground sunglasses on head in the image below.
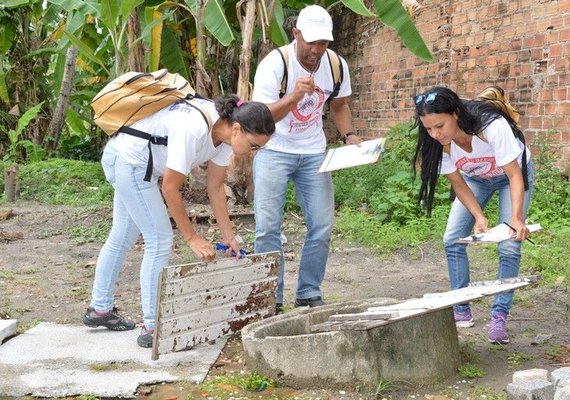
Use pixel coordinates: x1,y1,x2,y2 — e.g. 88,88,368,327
414,92,437,105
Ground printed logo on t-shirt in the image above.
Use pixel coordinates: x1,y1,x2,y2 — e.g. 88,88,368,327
456,156,504,178
289,87,325,133
168,102,194,114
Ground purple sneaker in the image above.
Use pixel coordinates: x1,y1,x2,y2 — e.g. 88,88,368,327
488,311,509,344
454,308,474,328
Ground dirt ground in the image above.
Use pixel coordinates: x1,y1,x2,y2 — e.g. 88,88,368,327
0,202,569,399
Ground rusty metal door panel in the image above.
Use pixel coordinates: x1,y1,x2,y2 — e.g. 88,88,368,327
159,262,276,298
152,251,279,360
159,278,276,317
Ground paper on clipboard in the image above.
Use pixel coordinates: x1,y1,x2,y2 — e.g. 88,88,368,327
455,223,542,244
318,138,386,173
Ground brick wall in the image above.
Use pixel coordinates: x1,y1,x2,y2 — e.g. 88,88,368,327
330,0,570,167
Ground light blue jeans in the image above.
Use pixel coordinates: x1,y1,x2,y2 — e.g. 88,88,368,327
90,146,173,331
253,149,334,303
444,161,534,316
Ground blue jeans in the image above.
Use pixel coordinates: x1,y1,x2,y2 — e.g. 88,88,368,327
253,149,334,303
90,146,173,331
444,161,534,316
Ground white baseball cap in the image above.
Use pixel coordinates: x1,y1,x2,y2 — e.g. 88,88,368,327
295,5,334,42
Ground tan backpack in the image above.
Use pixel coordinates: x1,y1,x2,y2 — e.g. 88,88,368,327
92,69,212,135
91,69,212,181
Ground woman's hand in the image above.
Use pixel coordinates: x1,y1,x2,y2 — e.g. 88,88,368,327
220,236,242,259
188,235,216,261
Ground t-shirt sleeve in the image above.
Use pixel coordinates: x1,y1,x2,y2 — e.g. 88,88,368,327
252,50,285,103
484,117,522,167
210,144,233,167
440,151,457,175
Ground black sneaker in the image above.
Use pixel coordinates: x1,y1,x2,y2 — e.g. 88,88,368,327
275,303,284,315
294,296,325,308
82,306,136,331
137,327,154,348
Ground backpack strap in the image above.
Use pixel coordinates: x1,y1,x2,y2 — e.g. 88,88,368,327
118,126,167,182
278,46,343,103
325,49,343,103
277,46,289,99
118,100,212,182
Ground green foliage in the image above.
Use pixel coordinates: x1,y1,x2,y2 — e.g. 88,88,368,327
1,102,46,166
333,122,451,225
527,136,570,229
375,378,398,396
507,352,534,366
210,372,274,392
458,363,485,379
15,158,112,205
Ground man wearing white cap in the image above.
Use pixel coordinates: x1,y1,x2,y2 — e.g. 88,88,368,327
252,5,360,313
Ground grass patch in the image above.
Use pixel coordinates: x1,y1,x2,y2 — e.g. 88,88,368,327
15,158,112,205
89,363,119,372
507,351,534,366
458,363,486,379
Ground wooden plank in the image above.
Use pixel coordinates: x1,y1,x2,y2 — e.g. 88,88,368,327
329,311,399,321
312,279,534,333
152,251,279,360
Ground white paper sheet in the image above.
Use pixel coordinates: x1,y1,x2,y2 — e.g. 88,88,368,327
456,223,542,244
318,138,386,173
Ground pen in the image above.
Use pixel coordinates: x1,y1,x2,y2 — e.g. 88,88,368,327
503,222,535,245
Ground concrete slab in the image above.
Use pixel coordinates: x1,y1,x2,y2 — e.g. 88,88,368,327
0,322,226,398
0,319,18,343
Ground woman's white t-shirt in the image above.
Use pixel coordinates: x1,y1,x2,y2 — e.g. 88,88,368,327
252,41,352,154
440,117,530,178
105,99,233,177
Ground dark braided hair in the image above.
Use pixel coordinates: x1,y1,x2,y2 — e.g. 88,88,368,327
411,86,520,213
214,94,275,136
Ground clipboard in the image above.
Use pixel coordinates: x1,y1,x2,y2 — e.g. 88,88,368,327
318,138,386,173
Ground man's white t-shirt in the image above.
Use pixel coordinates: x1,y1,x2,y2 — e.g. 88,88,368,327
105,99,233,177
252,41,352,154
440,117,531,178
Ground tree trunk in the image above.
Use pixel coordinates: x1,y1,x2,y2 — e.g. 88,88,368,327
230,0,258,203
4,164,19,203
236,0,256,100
127,12,146,72
195,2,212,95
46,46,78,152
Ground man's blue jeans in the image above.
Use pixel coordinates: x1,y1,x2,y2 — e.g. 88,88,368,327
444,161,534,316
253,149,334,303
91,146,173,331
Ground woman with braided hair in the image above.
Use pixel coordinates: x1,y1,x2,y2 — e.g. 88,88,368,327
412,86,534,344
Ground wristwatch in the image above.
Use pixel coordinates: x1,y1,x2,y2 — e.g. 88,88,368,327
341,132,355,143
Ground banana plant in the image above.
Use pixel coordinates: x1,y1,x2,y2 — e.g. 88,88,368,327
2,102,46,167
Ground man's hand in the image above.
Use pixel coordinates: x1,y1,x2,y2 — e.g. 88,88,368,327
345,134,362,145
292,76,315,101
473,215,489,234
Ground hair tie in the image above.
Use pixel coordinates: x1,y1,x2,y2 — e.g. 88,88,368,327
236,99,245,108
